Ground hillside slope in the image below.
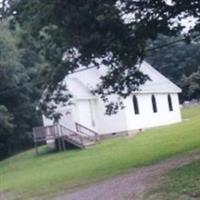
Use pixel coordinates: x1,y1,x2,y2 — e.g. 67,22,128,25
0,105,200,200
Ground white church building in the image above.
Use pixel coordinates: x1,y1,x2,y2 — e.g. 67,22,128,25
43,62,182,138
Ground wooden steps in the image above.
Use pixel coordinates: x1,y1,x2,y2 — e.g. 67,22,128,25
32,123,99,154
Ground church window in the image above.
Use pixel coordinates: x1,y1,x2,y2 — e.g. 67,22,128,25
133,95,139,115
168,94,173,111
152,95,158,113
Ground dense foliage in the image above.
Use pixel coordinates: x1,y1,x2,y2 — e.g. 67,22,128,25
5,0,200,110
146,34,200,101
0,23,43,160
181,68,200,100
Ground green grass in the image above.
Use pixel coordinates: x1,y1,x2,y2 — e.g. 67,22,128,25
152,160,200,200
149,105,200,200
0,105,200,200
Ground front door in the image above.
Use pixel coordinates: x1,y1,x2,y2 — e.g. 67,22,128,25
78,100,95,129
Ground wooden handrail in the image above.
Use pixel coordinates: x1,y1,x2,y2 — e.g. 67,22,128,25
59,124,84,144
32,125,58,142
32,123,99,154
75,122,99,142
32,125,59,154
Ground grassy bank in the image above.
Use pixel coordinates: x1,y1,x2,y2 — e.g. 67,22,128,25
151,159,200,200
0,105,200,199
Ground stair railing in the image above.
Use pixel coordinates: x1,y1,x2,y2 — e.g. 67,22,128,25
75,122,99,142
32,125,58,154
59,124,84,146
33,123,99,154
33,125,58,142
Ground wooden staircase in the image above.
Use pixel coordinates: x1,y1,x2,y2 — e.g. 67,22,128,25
32,123,99,154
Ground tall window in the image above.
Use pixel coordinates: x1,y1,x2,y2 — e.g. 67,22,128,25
168,94,173,111
133,95,139,115
151,95,158,113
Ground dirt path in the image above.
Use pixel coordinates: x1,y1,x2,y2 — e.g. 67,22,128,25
54,151,200,200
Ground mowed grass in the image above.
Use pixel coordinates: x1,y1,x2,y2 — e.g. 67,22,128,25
149,106,200,200
152,160,200,200
0,105,200,199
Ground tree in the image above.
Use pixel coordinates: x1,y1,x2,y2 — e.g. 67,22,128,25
146,34,200,101
0,22,43,160
0,105,13,158
1,0,197,110
2,0,200,112
181,68,200,100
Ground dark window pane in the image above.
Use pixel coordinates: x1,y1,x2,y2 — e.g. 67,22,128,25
133,95,139,115
168,94,173,111
152,95,158,113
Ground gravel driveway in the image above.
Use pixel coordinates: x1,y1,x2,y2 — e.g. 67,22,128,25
53,151,200,200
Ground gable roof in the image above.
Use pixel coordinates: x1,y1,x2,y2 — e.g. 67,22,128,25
64,61,181,99
137,62,182,93
66,78,95,99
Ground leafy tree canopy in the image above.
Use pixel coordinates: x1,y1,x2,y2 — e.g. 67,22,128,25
0,22,43,159
181,68,200,100
146,34,200,101
1,0,198,112
1,0,200,115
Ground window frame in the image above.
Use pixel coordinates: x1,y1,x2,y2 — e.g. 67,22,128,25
133,95,139,115
151,94,158,113
168,94,173,111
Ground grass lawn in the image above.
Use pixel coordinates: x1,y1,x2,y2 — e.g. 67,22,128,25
0,105,200,200
151,159,200,200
